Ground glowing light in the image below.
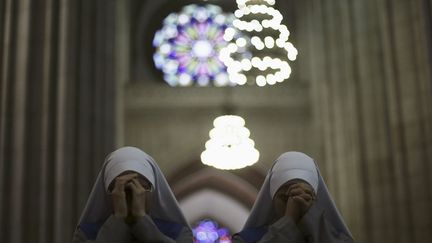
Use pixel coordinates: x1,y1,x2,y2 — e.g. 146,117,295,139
251,57,260,67
256,75,266,86
179,73,193,86
193,40,213,59
241,59,252,71
255,42,265,50
236,37,247,48
224,27,236,42
237,74,247,85
201,115,260,170
234,9,243,18
264,36,275,48
220,0,298,86
250,36,260,46
266,74,276,85
193,219,232,243
214,73,229,87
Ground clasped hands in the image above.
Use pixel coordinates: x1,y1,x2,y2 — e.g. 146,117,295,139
110,174,315,225
110,173,148,223
283,181,316,223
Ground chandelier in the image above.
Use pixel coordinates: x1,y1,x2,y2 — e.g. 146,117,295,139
219,0,298,86
201,115,260,170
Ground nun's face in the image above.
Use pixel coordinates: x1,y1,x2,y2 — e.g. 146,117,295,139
273,179,313,220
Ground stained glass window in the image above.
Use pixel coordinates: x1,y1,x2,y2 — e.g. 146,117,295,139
153,4,240,87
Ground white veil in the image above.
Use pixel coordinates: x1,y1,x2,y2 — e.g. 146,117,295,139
77,146,189,231
242,151,353,240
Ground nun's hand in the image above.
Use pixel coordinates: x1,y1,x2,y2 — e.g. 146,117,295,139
285,182,315,222
111,174,137,219
128,178,147,218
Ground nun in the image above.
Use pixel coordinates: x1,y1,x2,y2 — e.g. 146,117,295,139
232,151,354,243
72,146,193,243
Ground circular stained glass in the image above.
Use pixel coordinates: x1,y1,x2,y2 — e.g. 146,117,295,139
153,4,237,87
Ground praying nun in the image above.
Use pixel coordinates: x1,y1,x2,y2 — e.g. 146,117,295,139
72,146,193,243
232,151,354,243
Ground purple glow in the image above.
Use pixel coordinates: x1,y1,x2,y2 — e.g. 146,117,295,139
193,219,232,243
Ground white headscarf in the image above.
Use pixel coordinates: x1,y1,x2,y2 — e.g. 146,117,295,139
77,146,189,228
269,152,319,198
242,151,353,240
103,149,155,192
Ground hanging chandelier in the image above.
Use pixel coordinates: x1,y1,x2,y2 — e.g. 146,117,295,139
219,0,298,86
201,115,260,170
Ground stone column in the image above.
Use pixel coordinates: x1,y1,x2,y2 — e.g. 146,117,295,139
0,0,116,242
301,0,432,242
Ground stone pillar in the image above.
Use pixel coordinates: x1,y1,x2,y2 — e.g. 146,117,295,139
0,0,116,242
301,0,432,242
